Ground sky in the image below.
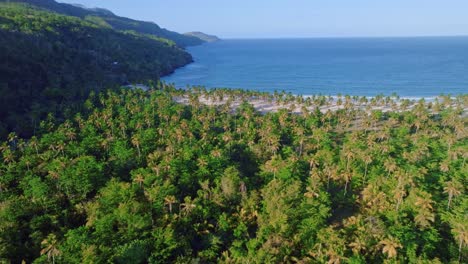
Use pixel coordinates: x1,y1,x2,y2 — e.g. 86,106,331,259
58,0,468,38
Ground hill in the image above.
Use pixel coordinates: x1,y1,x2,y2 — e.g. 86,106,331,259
185,31,221,42
6,0,204,47
0,1,204,139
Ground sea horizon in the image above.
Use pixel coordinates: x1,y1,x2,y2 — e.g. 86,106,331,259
163,36,468,97
218,35,468,40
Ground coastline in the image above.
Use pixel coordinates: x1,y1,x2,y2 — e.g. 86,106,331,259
161,37,468,97
171,89,468,115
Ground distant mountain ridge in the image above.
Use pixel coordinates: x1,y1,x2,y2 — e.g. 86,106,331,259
185,31,221,42
0,0,206,138
69,4,115,16
4,0,204,47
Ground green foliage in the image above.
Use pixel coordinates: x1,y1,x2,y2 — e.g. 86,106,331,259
8,0,204,47
0,86,466,263
0,1,197,139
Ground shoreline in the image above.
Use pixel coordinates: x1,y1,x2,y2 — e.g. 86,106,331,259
172,91,468,115
161,37,468,99
172,95,409,114
125,84,468,115
161,84,466,102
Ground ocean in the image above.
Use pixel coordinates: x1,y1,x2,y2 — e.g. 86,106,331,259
162,37,468,97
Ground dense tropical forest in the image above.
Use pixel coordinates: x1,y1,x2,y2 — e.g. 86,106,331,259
1,84,466,263
4,0,204,47
0,0,466,263
0,0,204,139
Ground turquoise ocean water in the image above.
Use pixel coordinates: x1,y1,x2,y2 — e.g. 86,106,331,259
163,37,468,97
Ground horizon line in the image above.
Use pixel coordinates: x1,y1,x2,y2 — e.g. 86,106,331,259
215,34,468,40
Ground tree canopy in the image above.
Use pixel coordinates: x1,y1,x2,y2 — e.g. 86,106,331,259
0,1,200,139
1,85,466,263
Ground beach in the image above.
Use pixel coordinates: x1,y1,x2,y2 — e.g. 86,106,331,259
172,93,468,115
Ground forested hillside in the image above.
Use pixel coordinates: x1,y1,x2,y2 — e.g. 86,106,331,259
0,85,466,263
6,0,204,47
184,32,221,42
0,1,202,139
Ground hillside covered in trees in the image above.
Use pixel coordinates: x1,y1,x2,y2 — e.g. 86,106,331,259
6,0,204,47
184,32,221,42
0,85,466,263
0,0,204,139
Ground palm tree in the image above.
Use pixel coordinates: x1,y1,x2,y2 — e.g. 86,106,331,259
7,132,17,143
342,146,354,171
378,236,401,259
342,171,353,195
40,234,61,264
265,133,280,155
414,210,435,229
309,155,319,170
415,196,433,211
199,180,212,200
1,148,14,164
293,126,305,156
393,187,406,211
383,158,398,177
443,180,463,209
410,194,435,229
452,222,467,262
131,134,141,158
164,195,177,214
264,155,284,179
361,152,373,179
439,159,450,173
119,122,127,138
29,136,40,155
349,237,366,255
179,196,196,216
133,173,144,188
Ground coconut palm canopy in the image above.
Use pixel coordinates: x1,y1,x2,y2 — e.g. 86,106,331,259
1,84,466,263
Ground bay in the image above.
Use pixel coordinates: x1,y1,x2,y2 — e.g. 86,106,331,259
163,37,468,97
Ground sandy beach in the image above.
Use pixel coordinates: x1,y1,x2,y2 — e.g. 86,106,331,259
172,93,468,115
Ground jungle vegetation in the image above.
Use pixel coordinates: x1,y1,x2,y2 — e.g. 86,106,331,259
5,0,204,48
0,84,466,263
0,1,201,139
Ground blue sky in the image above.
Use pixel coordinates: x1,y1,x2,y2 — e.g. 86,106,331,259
58,0,468,38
